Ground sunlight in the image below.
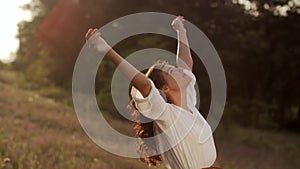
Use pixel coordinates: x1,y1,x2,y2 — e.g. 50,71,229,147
0,0,32,63
232,0,259,17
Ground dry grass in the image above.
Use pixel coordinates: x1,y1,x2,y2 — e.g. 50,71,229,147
214,124,300,169
0,70,299,169
0,70,147,169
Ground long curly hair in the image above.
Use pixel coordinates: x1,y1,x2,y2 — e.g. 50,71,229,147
127,60,169,167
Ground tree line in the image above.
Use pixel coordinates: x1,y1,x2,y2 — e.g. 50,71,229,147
12,0,300,131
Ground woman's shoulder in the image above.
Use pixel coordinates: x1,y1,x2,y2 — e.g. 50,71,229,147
182,68,196,81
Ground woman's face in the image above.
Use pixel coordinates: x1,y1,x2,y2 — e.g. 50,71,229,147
160,65,192,91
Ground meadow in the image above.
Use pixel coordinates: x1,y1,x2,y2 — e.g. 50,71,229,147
0,70,299,169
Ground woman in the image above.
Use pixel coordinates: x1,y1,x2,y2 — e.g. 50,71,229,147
85,16,220,169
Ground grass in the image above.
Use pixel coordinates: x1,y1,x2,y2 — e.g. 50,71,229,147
214,124,300,169
0,69,299,169
0,70,147,169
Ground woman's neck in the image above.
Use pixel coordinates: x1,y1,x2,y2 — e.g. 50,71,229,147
168,89,190,112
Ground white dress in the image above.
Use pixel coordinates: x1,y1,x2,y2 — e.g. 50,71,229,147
131,69,217,169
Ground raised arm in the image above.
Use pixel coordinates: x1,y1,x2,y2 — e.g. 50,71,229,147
171,16,193,71
85,29,151,97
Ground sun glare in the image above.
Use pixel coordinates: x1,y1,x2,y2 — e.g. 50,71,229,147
0,0,32,63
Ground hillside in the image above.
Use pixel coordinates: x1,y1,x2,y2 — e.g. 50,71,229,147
0,70,299,169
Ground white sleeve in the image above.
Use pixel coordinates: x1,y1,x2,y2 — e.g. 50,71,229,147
130,78,167,120
183,68,198,107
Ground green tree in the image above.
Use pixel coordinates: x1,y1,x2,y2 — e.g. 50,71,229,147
13,0,300,131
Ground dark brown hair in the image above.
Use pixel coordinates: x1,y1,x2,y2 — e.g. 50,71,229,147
127,60,169,167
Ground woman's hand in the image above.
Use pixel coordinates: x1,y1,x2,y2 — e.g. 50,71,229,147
172,16,193,70
85,28,111,53
171,16,186,32
85,28,98,40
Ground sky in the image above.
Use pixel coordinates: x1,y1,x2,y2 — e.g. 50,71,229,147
0,0,32,63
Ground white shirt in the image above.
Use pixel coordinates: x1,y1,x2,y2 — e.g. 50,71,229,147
131,69,217,169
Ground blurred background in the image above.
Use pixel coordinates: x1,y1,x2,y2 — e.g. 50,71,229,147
0,0,299,168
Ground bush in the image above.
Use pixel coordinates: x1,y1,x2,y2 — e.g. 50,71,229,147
39,85,67,101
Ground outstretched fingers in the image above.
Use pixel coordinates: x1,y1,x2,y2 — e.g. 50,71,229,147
85,28,99,41
171,15,186,32
85,28,93,40
177,15,184,22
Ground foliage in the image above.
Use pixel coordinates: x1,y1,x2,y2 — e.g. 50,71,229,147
12,0,300,131
0,61,8,70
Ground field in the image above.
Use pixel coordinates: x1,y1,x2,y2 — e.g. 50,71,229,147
0,70,299,169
